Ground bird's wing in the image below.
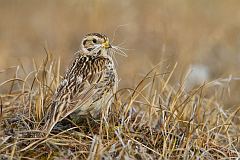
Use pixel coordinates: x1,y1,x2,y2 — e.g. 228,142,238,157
45,54,112,132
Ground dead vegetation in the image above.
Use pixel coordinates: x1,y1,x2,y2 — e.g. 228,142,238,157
0,53,240,159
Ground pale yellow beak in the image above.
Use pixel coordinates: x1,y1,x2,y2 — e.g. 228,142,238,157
102,40,111,49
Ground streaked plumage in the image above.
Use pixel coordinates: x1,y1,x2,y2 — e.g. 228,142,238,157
45,33,119,133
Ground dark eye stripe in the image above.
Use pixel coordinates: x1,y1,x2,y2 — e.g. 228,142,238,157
83,40,87,45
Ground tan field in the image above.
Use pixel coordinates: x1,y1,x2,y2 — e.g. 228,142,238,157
0,0,240,159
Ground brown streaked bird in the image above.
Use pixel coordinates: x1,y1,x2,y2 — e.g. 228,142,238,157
44,33,126,134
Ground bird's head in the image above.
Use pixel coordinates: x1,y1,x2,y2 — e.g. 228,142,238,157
81,33,111,56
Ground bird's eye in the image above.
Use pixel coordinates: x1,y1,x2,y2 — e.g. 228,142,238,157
92,39,97,43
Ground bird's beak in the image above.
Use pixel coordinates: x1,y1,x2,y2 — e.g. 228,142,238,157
102,40,111,49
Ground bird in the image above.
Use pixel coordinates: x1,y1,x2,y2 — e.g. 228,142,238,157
44,33,126,134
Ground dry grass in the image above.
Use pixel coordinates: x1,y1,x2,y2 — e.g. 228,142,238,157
0,53,239,159
1,0,240,106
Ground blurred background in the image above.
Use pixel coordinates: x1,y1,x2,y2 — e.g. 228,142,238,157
1,0,240,106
